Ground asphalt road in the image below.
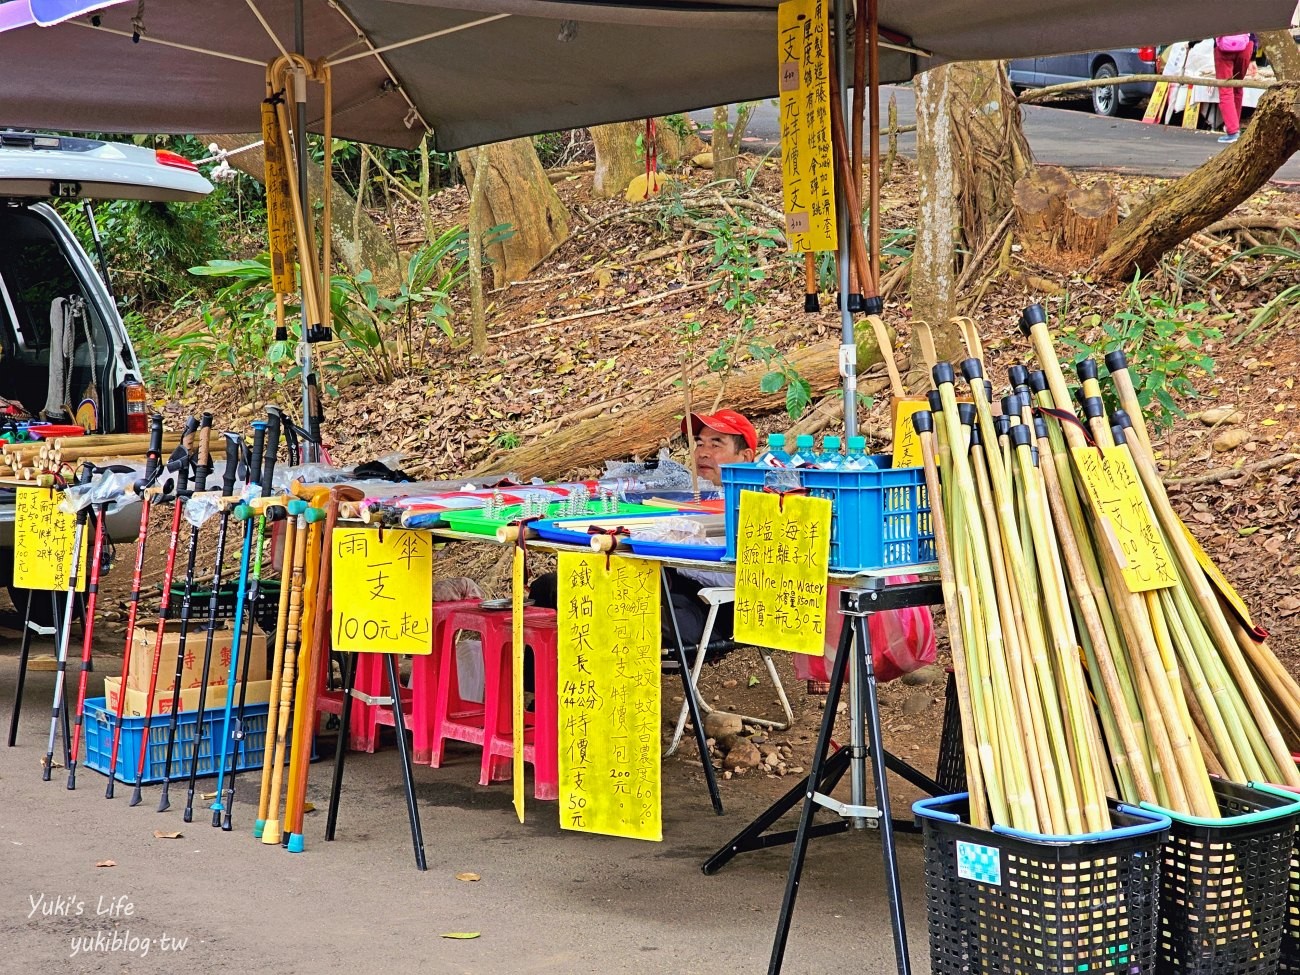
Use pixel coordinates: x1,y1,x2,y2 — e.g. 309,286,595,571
695,84,1300,184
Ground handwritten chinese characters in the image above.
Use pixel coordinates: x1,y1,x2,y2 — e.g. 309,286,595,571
734,491,832,654
557,553,661,842
1072,446,1177,592
331,528,434,654
778,0,836,252
891,398,928,468
15,487,86,591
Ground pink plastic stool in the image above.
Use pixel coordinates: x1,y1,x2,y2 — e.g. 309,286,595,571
315,652,388,753
481,609,559,800
408,599,476,763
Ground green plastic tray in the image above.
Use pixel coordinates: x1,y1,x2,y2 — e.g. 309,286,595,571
439,500,664,536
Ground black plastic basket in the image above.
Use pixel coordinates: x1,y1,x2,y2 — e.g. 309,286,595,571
1144,779,1300,975
165,580,281,634
1256,779,1300,975
915,793,1170,975
934,669,967,796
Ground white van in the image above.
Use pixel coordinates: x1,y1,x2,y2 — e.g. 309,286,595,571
0,131,212,606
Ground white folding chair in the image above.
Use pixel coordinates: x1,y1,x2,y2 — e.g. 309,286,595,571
665,586,795,756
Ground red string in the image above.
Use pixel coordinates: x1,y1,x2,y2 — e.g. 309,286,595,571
761,484,808,512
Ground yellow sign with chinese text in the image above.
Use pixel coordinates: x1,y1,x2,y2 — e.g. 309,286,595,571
14,487,87,591
1180,521,1256,631
557,552,661,842
1072,447,1177,592
778,0,836,252
734,491,831,654
331,528,434,653
891,398,929,468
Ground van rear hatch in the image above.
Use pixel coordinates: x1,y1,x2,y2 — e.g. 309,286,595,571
0,131,212,201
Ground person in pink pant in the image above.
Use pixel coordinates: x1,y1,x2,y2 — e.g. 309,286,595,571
1214,33,1256,144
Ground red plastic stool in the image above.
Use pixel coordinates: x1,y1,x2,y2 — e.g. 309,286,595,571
315,652,388,753
408,599,477,763
481,609,559,800
428,606,514,774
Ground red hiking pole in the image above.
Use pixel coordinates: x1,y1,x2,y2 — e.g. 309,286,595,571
65,462,134,790
104,413,166,799
129,417,199,806
157,413,213,812
41,462,95,781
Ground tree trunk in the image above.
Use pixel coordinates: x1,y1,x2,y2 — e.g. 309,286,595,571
1260,30,1300,82
911,61,1032,364
1062,182,1119,258
709,104,755,183
467,148,489,354
1013,165,1072,259
456,138,570,288
204,133,402,291
590,121,645,199
469,339,882,480
1095,84,1300,281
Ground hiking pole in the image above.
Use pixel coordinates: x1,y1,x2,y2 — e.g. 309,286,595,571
67,464,133,790
218,408,283,830
7,590,38,747
128,417,199,806
157,414,213,811
41,463,95,781
183,432,245,823
105,414,166,799
211,413,274,828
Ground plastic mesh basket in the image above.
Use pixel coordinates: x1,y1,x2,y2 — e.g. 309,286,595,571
915,793,1169,975
1144,779,1300,975
934,671,967,796
721,460,935,573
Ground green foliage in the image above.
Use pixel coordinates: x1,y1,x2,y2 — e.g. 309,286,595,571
1213,230,1300,348
310,136,452,200
164,224,508,398
752,342,813,419
1061,275,1223,433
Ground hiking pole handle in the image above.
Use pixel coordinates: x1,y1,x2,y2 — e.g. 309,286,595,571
144,413,165,484
222,433,241,497
261,408,282,493
193,413,214,493
248,421,268,489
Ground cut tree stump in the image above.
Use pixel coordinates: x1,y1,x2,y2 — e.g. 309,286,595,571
468,340,888,481
1062,181,1119,258
1013,166,1074,260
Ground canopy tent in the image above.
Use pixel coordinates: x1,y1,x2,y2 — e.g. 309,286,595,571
0,0,1294,151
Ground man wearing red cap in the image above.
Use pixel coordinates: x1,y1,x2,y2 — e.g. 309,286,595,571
530,409,756,654
681,409,757,485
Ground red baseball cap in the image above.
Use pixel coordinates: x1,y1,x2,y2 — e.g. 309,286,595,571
681,409,758,451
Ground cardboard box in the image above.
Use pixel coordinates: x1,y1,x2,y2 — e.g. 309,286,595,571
104,676,272,718
127,622,267,692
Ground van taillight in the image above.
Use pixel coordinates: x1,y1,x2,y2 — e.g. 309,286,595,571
155,149,199,173
1138,46,1157,63
124,381,148,434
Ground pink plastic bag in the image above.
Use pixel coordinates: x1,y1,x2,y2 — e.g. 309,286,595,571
793,576,936,685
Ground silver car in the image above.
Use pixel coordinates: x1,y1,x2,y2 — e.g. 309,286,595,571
0,131,211,612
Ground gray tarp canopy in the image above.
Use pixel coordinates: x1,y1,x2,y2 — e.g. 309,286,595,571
0,0,1294,150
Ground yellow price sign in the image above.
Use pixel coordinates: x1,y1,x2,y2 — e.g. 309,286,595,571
557,553,662,842
14,487,86,591
1072,446,1177,592
1180,522,1257,632
734,491,832,654
777,0,836,252
331,528,434,654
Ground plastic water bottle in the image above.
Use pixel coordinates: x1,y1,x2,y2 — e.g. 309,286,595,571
816,436,846,470
757,433,790,467
788,434,817,468
843,436,877,471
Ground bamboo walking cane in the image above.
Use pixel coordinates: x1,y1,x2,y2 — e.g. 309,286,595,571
914,412,989,827
261,500,309,846
282,492,329,848
255,509,299,840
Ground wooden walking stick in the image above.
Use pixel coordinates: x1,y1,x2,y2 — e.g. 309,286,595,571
260,498,310,846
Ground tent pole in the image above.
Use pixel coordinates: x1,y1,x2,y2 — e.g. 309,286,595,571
834,0,858,437
295,0,318,463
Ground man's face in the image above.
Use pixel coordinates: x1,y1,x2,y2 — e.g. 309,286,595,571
694,429,754,483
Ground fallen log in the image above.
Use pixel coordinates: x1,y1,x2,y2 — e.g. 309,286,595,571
468,340,882,480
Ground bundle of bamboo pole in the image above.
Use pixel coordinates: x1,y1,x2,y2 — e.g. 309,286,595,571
911,305,1300,830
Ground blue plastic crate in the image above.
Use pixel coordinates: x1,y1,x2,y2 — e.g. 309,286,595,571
721,459,935,572
82,696,274,785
